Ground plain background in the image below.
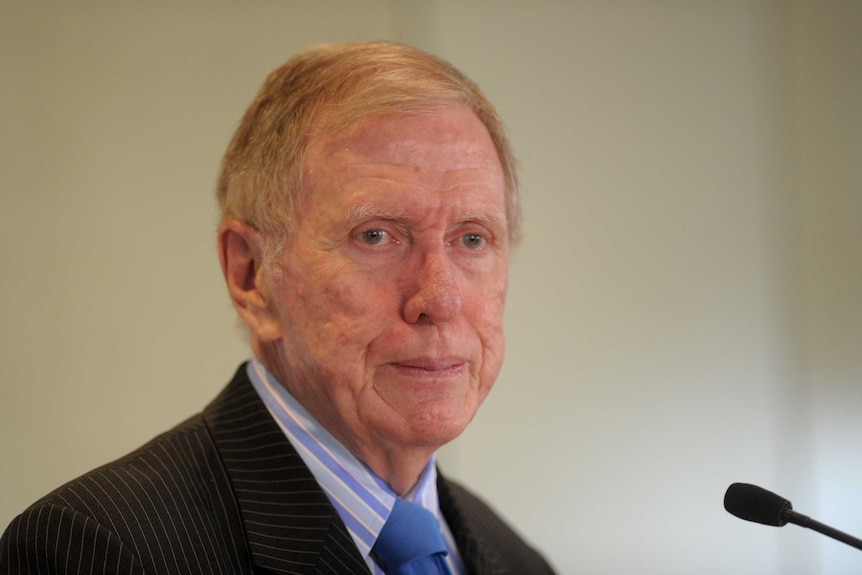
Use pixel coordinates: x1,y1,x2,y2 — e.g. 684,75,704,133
1,1,860,573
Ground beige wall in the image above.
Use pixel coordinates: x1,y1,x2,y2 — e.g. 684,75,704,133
793,2,862,573
1,2,859,573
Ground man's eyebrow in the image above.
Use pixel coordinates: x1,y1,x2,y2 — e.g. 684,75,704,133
342,203,509,230
460,209,508,229
342,203,411,225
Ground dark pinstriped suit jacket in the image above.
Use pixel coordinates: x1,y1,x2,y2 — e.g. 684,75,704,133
1,365,555,574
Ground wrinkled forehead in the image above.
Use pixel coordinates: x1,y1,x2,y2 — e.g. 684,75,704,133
307,107,503,174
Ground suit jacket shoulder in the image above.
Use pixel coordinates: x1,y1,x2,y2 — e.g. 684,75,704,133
0,365,368,575
439,476,556,575
0,409,251,574
0,417,250,573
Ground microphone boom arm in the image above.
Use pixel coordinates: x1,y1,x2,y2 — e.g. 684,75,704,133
784,509,862,552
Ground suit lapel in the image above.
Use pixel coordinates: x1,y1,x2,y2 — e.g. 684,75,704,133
438,473,508,575
203,365,370,574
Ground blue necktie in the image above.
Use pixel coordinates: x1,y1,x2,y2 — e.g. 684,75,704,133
372,497,453,575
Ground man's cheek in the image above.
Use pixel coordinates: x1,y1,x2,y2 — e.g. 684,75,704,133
315,290,387,352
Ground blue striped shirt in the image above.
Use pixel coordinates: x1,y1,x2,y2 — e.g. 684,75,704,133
246,359,464,574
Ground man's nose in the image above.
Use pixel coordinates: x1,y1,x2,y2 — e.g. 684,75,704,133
402,250,462,325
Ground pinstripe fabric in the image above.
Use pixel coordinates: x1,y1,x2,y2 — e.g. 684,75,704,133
204,366,368,574
1,364,555,574
438,481,555,575
0,413,249,574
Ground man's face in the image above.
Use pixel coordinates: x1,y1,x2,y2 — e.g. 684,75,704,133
262,106,510,462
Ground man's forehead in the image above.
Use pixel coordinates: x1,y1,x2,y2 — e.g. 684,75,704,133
379,137,499,170
311,108,501,170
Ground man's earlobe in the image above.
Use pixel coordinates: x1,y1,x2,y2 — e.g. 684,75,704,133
217,220,283,342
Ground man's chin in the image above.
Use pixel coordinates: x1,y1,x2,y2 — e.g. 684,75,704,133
396,406,475,449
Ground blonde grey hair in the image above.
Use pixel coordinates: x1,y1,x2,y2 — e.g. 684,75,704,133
216,41,521,251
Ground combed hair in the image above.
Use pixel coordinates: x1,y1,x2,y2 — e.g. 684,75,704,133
216,41,521,251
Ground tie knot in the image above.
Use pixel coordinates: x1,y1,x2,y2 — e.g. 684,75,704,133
372,498,451,574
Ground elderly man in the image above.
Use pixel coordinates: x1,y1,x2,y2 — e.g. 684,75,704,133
1,42,554,575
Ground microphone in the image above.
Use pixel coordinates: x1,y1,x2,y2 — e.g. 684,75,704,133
724,482,862,552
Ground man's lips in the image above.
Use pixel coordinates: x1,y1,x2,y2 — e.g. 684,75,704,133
387,358,467,377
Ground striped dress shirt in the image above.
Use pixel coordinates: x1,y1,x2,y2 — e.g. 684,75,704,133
247,359,464,574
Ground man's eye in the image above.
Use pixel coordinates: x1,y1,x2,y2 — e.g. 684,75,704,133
358,229,389,245
461,233,486,250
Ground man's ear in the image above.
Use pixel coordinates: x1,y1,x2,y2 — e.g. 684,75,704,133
217,219,283,343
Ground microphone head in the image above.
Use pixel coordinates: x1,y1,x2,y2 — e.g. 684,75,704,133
724,483,792,527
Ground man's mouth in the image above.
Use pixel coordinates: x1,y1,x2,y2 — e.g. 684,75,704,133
389,358,467,377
